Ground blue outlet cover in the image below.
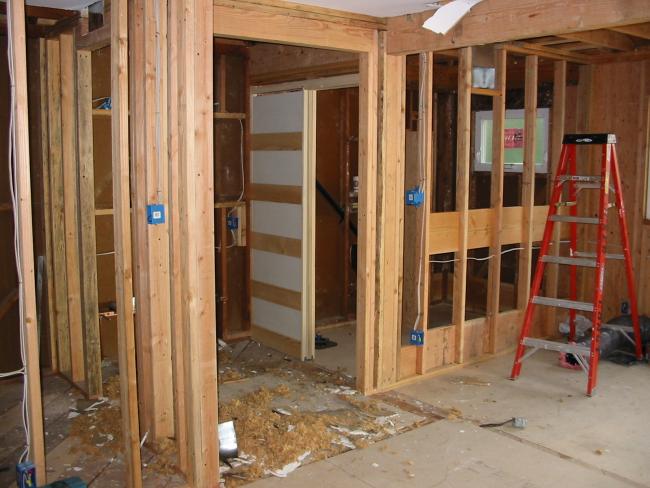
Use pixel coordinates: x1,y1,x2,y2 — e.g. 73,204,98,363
405,187,425,207
146,204,165,225
409,330,425,346
226,216,239,230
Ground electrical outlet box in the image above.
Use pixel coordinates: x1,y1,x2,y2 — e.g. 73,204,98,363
409,330,425,346
232,205,247,247
405,187,425,207
146,204,165,225
226,216,239,230
16,461,36,488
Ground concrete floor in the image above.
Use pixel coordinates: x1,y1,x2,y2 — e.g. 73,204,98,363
313,322,356,375
250,350,650,487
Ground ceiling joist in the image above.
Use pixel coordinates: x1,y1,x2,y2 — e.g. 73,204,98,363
558,29,636,51
609,23,650,41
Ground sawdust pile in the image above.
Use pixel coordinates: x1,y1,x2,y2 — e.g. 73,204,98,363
219,385,341,485
69,376,123,456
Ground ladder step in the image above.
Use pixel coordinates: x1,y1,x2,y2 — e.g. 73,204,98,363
575,182,601,190
558,175,601,183
573,251,624,260
602,323,634,333
540,255,597,267
549,215,599,224
531,296,595,312
522,337,592,357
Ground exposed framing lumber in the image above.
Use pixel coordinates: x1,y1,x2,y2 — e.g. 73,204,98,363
249,183,302,204
485,48,507,354
130,0,174,440
176,0,220,484
559,29,636,51
452,47,471,364
167,0,188,472
7,0,45,474
251,232,302,258
415,51,433,375
39,38,58,372
503,42,589,64
545,60,567,336
610,23,650,41
213,2,375,52
60,31,85,384
302,89,317,361
111,0,143,483
355,33,379,394
76,49,102,397
376,48,405,387
517,55,538,309
77,21,111,51
213,0,386,30
46,37,72,377
386,0,650,55
212,1,379,394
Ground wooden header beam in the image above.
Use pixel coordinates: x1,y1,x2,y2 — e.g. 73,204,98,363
214,0,386,30
386,0,650,55
213,2,376,52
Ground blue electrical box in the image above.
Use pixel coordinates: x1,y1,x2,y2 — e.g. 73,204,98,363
16,461,36,488
405,187,425,207
226,216,239,230
409,330,425,346
146,204,165,225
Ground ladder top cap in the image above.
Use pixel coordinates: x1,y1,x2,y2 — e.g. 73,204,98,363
563,133,616,145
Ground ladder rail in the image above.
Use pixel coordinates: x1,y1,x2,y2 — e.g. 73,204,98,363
586,143,611,396
611,149,643,359
510,144,571,379
568,144,578,341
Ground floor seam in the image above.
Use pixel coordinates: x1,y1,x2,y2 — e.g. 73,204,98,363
486,427,647,488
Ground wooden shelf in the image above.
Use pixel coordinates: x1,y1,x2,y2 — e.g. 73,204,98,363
92,108,112,117
471,87,502,97
213,112,246,120
214,200,246,209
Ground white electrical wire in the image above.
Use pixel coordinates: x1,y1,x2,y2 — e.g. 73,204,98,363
6,4,31,464
412,55,428,331
222,119,246,251
429,239,577,264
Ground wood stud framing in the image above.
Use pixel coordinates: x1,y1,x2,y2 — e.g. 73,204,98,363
76,49,102,398
111,0,143,483
516,55,538,309
130,0,175,441
452,47,472,364
545,60,567,335
8,0,46,474
177,0,220,484
376,47,405,388
60,31,86,384
485,48,507,354
20,0,650,484
415,52,433,374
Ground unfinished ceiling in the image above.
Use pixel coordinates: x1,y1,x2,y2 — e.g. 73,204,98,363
287,0,431,17
26,0,95,8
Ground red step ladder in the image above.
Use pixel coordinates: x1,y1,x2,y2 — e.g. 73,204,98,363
510,133,643,396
